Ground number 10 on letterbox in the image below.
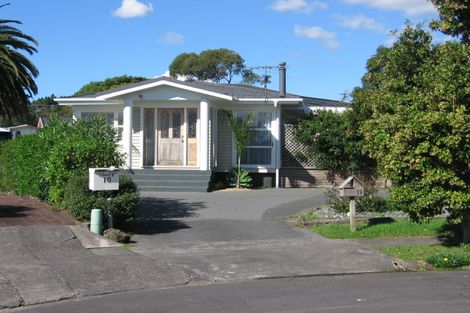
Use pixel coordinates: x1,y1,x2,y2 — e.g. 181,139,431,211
89,168,120,191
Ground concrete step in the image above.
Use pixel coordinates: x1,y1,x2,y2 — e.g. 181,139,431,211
131,169,212,192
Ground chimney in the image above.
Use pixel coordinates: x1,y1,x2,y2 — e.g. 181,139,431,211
279,62,286,98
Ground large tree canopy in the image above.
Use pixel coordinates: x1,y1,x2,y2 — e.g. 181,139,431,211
355,25,470,240
74,75,148,97
430,0,470,43
169,48,250,84
0,8,39,118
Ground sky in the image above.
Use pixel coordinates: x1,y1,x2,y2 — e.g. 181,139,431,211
3,0,442,101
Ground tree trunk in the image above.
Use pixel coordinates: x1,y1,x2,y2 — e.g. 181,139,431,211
236,156,241,189
462,212,470,243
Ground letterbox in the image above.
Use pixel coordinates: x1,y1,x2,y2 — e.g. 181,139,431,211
338,175,364,197
89,167,120,191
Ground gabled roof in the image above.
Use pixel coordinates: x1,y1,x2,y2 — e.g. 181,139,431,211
59,76,345,107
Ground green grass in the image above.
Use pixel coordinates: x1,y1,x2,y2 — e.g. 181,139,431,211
379,244,470,269
311,218,447,239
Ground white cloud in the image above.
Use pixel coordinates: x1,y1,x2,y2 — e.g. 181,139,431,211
162,32,185,44
338,14,386,33
343,0,435,16
271,0,327,14
294,25,339,49
112,0,153,18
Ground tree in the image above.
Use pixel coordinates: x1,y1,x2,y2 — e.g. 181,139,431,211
169,48,248,83
74,75,148,96
430,0,470,43
0,5,39,118
294,110,374,172
221,110,254,189
356,25,470,241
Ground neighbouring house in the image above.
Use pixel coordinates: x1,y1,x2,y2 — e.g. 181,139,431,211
0,127,12,141
6,124,38,139
55,63,348,191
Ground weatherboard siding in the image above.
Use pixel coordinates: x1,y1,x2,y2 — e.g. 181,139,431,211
132,107,142,169
216,111,232,171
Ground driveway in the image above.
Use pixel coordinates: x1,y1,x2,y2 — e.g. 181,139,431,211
127,189,400,282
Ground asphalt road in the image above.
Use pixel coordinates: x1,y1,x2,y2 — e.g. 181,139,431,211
12,272,470,313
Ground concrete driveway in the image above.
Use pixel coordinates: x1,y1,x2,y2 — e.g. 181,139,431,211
127,189,400,282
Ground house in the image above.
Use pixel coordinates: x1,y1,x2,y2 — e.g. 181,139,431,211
55,63,347,191
6,124,38,139
0,127,11,142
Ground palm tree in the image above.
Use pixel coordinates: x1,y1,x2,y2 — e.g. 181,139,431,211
221,110,254,189
0,5,39,118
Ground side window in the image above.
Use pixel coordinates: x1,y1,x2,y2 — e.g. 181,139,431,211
235,111,273,166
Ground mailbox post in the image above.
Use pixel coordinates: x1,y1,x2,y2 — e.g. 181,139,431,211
89,167,120,235
338,176,364,232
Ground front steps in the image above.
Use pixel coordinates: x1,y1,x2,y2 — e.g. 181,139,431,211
132,169,212,192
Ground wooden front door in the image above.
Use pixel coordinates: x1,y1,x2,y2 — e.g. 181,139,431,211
158,109,184,166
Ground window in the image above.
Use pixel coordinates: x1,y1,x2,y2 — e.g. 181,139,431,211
81,112,114,125
235,111,273,166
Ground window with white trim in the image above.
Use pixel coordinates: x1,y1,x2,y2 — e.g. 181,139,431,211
235,111,273,166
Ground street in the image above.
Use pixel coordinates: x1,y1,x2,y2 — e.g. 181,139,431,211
12,271,470,313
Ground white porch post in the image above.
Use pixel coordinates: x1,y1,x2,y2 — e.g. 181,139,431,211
199,99,209,171
123,99,133,169
274,101,281,188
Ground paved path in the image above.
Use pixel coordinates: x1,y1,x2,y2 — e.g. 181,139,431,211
128,189,401,283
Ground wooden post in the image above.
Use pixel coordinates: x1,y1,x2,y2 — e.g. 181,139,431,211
349,198,356,232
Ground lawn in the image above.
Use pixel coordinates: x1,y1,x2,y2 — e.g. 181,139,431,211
311,218,448,239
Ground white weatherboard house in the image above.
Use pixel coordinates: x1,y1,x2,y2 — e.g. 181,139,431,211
56,64,346,191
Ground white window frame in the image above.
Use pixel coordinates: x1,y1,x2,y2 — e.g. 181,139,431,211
233,110,275,169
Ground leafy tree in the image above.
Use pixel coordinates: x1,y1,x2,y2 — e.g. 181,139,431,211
221,110,254,189
169,48,248,83
0,5,39,118
356,25,470,241
430,0,470,43
74,75,148,96
294,110,374,171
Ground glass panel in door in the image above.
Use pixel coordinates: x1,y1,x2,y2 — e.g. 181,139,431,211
187,109,198,166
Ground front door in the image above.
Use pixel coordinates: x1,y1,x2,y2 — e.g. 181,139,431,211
158,109,184,166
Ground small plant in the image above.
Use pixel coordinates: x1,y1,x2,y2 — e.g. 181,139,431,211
426,252,470,269
290,209,317,227
228,168,252,188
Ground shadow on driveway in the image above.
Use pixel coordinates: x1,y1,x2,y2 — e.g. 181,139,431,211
122,197,206,235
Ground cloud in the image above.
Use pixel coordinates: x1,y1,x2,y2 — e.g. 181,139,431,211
294,25,339,49
112,0,153,18
162,32,185,44
271,0,327,14
343,0,435,16
338,14,386,33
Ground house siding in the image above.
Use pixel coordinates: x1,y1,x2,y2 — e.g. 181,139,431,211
132,106,141,169
216,111,232,171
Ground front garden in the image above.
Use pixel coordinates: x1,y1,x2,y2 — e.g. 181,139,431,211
0,115,139,227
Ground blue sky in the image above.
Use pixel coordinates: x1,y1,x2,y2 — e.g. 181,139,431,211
4,0,440,101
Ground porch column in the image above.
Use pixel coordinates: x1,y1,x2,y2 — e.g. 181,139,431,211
199,99,209,171
123,99,133,169
274,101,281,188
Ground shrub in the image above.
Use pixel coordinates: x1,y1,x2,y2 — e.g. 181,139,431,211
0,141,15,192
325,184,391,213
39,116,124,204
426,252,470,269
62,174,139,221
10,135,49,198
